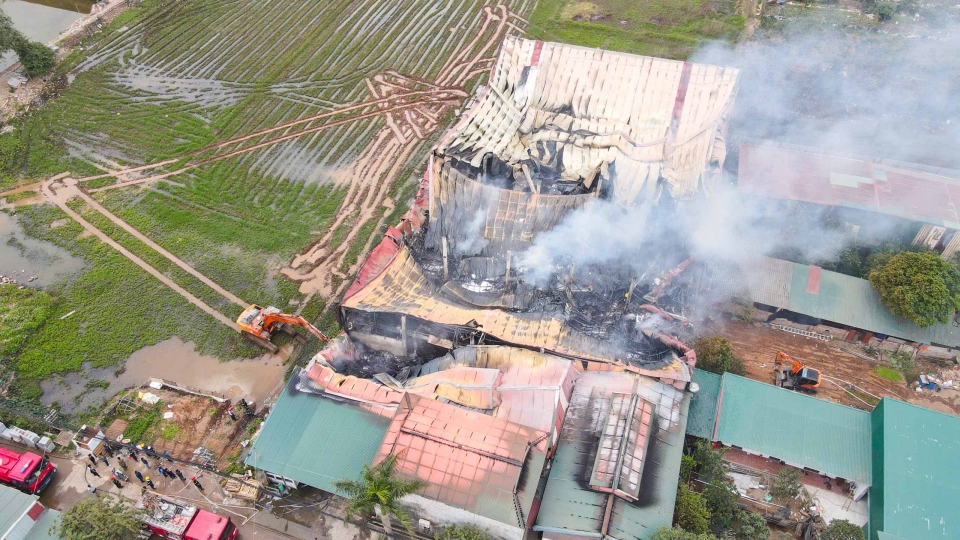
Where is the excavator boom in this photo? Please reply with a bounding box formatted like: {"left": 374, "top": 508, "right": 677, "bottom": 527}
{"left": 236, "top": 304, "right": 328, "bottom": 353}
{"left": 774, "top": 351, "right": 822, "bottom": 391}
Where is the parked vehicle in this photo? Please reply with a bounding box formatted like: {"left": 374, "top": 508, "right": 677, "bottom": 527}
{"left": 0, "top": 447, "right": 56, "bottom": 494}
{"left": 136, "top": 491, "right": 239, "bottom": 540}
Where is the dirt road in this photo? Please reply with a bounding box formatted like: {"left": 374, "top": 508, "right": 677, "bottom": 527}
{"left": 707, "top": 318, "right": 960, "bottom": 415}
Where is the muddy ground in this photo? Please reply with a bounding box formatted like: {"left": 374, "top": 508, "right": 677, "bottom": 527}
{"left": 705, "top": 318, "right": 960, "bottom": 415}
{"left": 110, "top": 387, "right": 258, "bottom": 466}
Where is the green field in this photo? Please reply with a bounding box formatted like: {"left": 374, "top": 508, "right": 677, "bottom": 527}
{"left": 528, "top": 0, "right": 746, "bottom": 59}
{"left": 0, "top": 0, "right": 537, "bottom": 413}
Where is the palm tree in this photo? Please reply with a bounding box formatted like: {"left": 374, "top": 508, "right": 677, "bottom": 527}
{"left": 333, "top": 454, "right": 426, "bottom": 535}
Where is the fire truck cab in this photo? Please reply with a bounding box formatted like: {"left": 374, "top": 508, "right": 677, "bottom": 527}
{"left": 0, "top": 447, "right": 56, "bottom": 494}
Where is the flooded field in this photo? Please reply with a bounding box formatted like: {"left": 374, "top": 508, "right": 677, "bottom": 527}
{"left": 0, "top": 0, "right": 95, "bottom": 70}
{"left": 0, "top": 209, "right": 85, "bottom": 287}
{"left": 40, "top": 337, "right": 288, "bottom": 412}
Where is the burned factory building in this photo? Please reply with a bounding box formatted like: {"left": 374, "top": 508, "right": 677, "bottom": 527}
{"left": 338, "top": 36, "right": 740, "bottom": 374}
{"left": 250, "top": 36, "right": 742, "bottom": 540}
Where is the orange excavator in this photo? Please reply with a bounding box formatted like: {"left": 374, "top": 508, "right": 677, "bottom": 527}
{"left": 236, "top": 304, "right": 328, "bottom": 354}
{"left": 775, "top": 351, "right": 822, "bottom": 392}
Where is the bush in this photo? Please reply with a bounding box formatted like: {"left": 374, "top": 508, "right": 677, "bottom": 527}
{"left": 869, "top": 252, "right": 960, "bottom": 327}
{"left": 693, "top": 440, "right": 727, "bottom": 484}
{"left": 735, "top": 510, "right": 769, "bottom": 540}
{"left": 821, "top": 520, "right": 867, "bottom": 540}
{"left": 675, "top": 484, "right": 710, "bottom": 534}
{"left": 681, "top": 455, "right": 697, "bottom": 481}
{"left": 771, "top": 468, "right": 802, "bottom": 500}
{"left": 434, "top": 524, "right": 493, "bottom": 540}
{"left": 694, "top": 337, "right": 745, "bottom": 376}
{"left": 703, "top": 481, "right": 740, "bottom": 529}
{"left": 875, "top": 1, "right": 896, "bottom": 20}
{"left": 13, "top": 41, "right": 56, "bottom": 77}
{"left": 651, "top": 526, "right": 718, "bottom": 540}
{"left": 52, "top": 496, "right": 143, "bottom": 540}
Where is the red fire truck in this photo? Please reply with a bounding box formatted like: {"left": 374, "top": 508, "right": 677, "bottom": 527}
{"left": 0, "top": 447, "right": 56, "bottom": 494}
{"left": 136, "top": 492, "right": 239, "bottom": 540}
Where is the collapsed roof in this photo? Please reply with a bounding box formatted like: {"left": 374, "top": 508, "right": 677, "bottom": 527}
{"left": 436, "top": 36, "right": 740, "bottom": 204}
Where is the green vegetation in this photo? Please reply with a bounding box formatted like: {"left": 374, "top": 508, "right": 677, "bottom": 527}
{"left": 887, "top": 349, "right": 918, "bottom": 384}
{"left": 0, "top": 12, "right": 56, "bottom": 77}
{"left": 124, "top": 403, "right": 162, "bottom": 443}
{"left": 528, "top": 0, "right": 745, "bottom": 60}
{"left": 821, "top": 520, "right": 867, "bottom": 540}
{"left": 434, "top": 524, "right": 494, "bottom": 540}
{"left": 652, "top": 527, "right": 717, "bottom": 540}
{"left": 0, "top": 283, "right": 55, "bottom": 357}
{"left": 160, "top": 423, "right": 181, "bottom": 439}
{"left": 824, "top": 242, "right": 924, "bottom": 280}
{"left": 53, "top": 496, "right": 144, "bottom": 540}
{"left": 874, "top": 366, "right": 903, "bottom": 382}
{"left": 869, "top": 251, "right": 960, "bottom": 327}
{"left": 334, "top": 454, "right": 427, "bottom": 534}
{"left": 734, "top": 510, "right": 769, "bottom": 540}
{"left": 693, "top": 337, "right": 745, "bottom": 376}
{"left": 703, "top": 480, "right": 739, "bottom": 529}
{"left": 1, "top": 190, "right": 38, "bottom": 204}
{"left": 675, "top": 484, "right": 710, "bottom": 534}
{"left": 771, "top": 468, "right": 802, "bottom": 500}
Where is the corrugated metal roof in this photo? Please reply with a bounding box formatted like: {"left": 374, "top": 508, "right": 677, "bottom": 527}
{"left": 534, "top": 371, "right": 689, "bottom": 540}
{"left": 738, "top": 140, "right": 960, "bottom": 228}
{"left": 437, "top": 36, "right": 739, "bottom": 204}
{"left": 732, "top": 255, "right": 960, "bottom": 347}
{"left": 686, "top": 369, "right": 721, "bottom": 439}
{"left": 0, "top": 486, "right": 37, "bottom": 535}
{"left": 375, "top": 394, "right": 548, "bottom": 527}
{"left": 870, "top": 399, "right": 960, "bottom": 540}
{"left": 23, "top": 508, "right": 61, "bottom": 540}
{"left": 245, "top": 375, "right": 391, "bottom": 493}
{"left": 786, "top": 262, "right": 960, "bottom": 347}
{"left": 715, "top": 374, "right": 872, "bottom": 485}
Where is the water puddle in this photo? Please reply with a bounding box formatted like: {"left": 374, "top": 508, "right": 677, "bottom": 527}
{"left": 41, "top": 337, "right": 288, "bottom": 412}
{"left": 0, "top": 208, "right": 86, "bottom": 287}
{"left": 1, "top": 0, "right": 95, "bottom": 70}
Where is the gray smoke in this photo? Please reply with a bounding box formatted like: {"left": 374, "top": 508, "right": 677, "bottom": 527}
{"left": 516, "top": 21, "right": 959, "bottom": 287}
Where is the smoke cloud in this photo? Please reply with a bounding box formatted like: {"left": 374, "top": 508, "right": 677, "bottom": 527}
{"left": 516, "top": 20, "right": 960, "bottom": 288}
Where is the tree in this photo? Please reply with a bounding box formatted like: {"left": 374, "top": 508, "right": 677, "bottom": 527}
{"left": 13, "top": 40, "right": 56, "bottom": 77}
{"left": 434, "top": 524, "right": 493, "bottom": 540}
{"left": 333, "top": 454, "right": 426, "bottom": 535}
{"left": 771, "top": 468, "right": 802, "bottom": 500}
{"left": 0, "top": 12, "right": 55, "bottom": 77}
{"left": 875, "top": 1, "right": 896, "bottom": 20}
{"left": 821, "top": 519, "right": 867, "bottom": 540}
{"left": 51, "top": 496, "right": 143, "bottom": 540}
{"left": 869, "top": 251, "right": 960, "bottom": 327}
{"left": 703, "top": 481, "right": 740, "bottom": 529}
{"left": 693, "top": 337, "right": 745, "bottom": 376}
{"left": 675, "top": 484, "right": 710, "bottom": 534}
{"left": 651, "top": 526, "right": 719, "bottom": 540}
{"left": 680, "top": 454, "right": 697, "bottom": 481}
{"left": 692, "top": 440, "right": 727, "bottom": 484}
{"left": 735, "top": 510, "right": 769, "bottom": 540}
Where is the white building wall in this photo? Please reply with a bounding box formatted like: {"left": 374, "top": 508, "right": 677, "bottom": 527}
{"left": 400, "top": 494, "right": 525, "bottom": 540}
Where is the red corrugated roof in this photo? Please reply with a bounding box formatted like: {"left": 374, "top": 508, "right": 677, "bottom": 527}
{"left": 807, "top": 266, "right": 822, "bottom": 294}
{"left": 738, "top": 142, "right": 960, "bottom": 227}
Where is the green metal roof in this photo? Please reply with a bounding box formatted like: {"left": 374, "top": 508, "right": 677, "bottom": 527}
{"left": 686, "top": 369, "right": 721, "bottom": 439}
{"left": 787, "top": 263, "right": 960, "bottom": 347}
{"left": 534, "top": 371, "right": 690, "bottom": 540}
{"left": 869, "top": 399, "right": 960, "bottom": 540}
{"left": 0, "top": 485, "right": 37, "bottom": 534}
{"left": 245, "top": 376, "right": 391, "bottom": 493}
{"left": 24, "top": 509, "right": 62, "bottom": 540}
{"left": 715, "top": 374, "right": 872, "bottom": 485}
{"left": 738, "top": 256, "right": 960, "bottom": 347}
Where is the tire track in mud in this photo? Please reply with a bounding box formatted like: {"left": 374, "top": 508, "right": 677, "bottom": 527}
{"left": 277, "top": 6, "right": 526, "bottom": 298}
